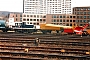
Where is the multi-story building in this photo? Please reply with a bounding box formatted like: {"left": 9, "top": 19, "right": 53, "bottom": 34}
{"left": 22, "top": 14, "right": 47, "bottom": 25}
{"left": 73, "top": 6, "right": 90, "bottom": 26}
{"left": 47, "top": 14, "right": 76, "bottom": 26}
{"left": 8, "top": 13, "right": 22, "bottom": 28}
{"left": 9, "top": 13, "right": 22, "bottom": 22}
{"left": 23, "top": 0, "right": 72, "bottom": 14}
{"left": 22, "top": 14, "right": 76, "bottom": 26}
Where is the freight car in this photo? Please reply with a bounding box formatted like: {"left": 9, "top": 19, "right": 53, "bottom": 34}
{"left": 40, "top": 24, "right": 73, "bottom": 34}
{"left": 0, "top": 20, "right": 12, "bottom": 32}
{"left": 13, "top": 23, "right": 37, "bottom": 33}
{"left": 0, "top": 20, "right": 90, "bottom": 35}
{"left": 13, "top": 23, "right": 75, "bottom": 34}
{"left": 13, "top": 23, "right": 64, "bottom": 34}
{"left": 0, "top": 20, "right": 74, "bottom": 34}
{"left": 11, "top": 22, "right": 90, "bottom": 35}
{"left": 0, "top": 20, "right": 38, "bottom": 33}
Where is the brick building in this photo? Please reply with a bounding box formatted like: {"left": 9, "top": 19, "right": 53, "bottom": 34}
{"left": 47, "top": 14, "right": 76, "bottom": 26}
{"left": 8, "top": 13, "right": 22, "bottom": 27}
{"left": 22, "top": 14, "right": 46, "bottom": 25}
{"left": 73, "top": 6, "right": 90, "bottom": 26}
{"left": 22, "top": 14, "right": 76, "bottom": 26}
{"left": 9, "top": 13, "right": 22, "bottom": 22}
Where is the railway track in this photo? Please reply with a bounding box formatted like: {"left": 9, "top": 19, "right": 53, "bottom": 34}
{"left": 0, "top": 32, "right": 90, "bottom": 60}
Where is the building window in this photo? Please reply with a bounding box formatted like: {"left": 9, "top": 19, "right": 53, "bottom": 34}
{"left": 77, "top": 16, "right": 79, "bottom": 18}
{"left": 57, "top": 19, "right": 59, "bottom": 22}
{"left": 43, "top": 16, "right": 46, "bottom": 18}
{"left": 30, "top": 19, "right": 32, "bottom": 21}
{"left": 67, "top": 20, "right": 69, "bottom": 22}
{"left": 83, "top": 20, "right": 87, "bottom": 22}
{"left": 16, "top": 18, "right": 18, "bottom": 21}
{"left": 77, "top": 12, "right": 81, "bottom": 14}
{"left": 34, "top": 15, "right": 36, "bottom": 17}
{"left": 34, "top": 19, "right": 36, "bottom": 21}
{"left": 34, "top": 23, "right": 36, "bottom": 25}
{"left": 88, "top": 8, "right": 90, "bottom": 10}
{"left": 84, "top": 16, "right": 86, "bottom": 19}
{"left": 80, "top": 20, "right": 82, "bottom": 22}
{"left": 70, "top": 16, "right": 72, "bottom": 18}
{"left": 20, "top": 18, "right": 22, "bottom": 22}
{"left": 52, "top": 20, "right": 54, "bottom": 22}
{"left": 89, "top": 16, "right": 90, "bottom": 18}
{"left": 87, "top": 20, "right": 89, "bottom": 22}
{"left": 77, "top": 12, "right": 79, "bottom": 14}
{"left": 80, "top": 16, "right": 83, "bottom": 19}
{"left": 40, "top": 15, "right": 42, "bottom": 18}
{"left": 70, "top": 24, "right": 72, "bottom": 26}
{"left": 54, "top": 19, "right": 56, "bottom": 22}
{"left": 88, "top": 12, "right": 90, "bottom": 14}
{"left": 60, "top": 20, "right": 62, "bottom": 22}
{"left": 87, "top": 16, "right": 89, "bottom": 18}
{"left": 63, "top": 16, "right": 66, "bottom": 18}
{"left": 27, "top": 15, "right": 29, "bottom": 17}
{"left": 60, "top": 16, "right": 62, "bottom": 18}
{"left": 77, "top": 8, "right": 80, "bottom": 10}
{"left": 73, "top": 16, "right": 75, "bottom": 18}
{"left": 80, "top": 12, "right": 83, "bottom": 14}
{"left": 43, "top": 19, "right": 46, "bottom": 22}
{"left": 23, "top": 19, "right": 26, "bottom": 21}
{"left": 16, "top": 14, "right": 17, "bottom": 17}
{"left": 83, "top": 8, "right": 86, "bottom": 10}
{"left": 67, "top": 16, "right": 69, "bottom": 18}
{"left": 30, "top": 23, "right": 32, "bottom": 24}
{"left": 87, "top": 20, "right": 90, "bottom": 22}
{"left": 66, "top": 24, "right": 69, "bottom": 26}
{"left": 24, "top": 15, "right": 26, "bottom": 17}
{"left": 57, "top": 16, "right": 59, "bottom": 18}
{"left": 37, "top": 15, "right": 39, "bottom": 18}
{"left": 70, "top": 20, "right": 72, "bottom": 22}
{"left": 20, "top": 14, "right": 22, "bottom": 17}
{"left": 37, "top": 23, "right": 39, "bottom": 25}
{"left": 80, "top": 24, "right": 83, "bottom": 26}
{"left": 37, "top": 19, "right": 39, "bottom": 21}
{"left": 27, "top": 19, "right": 29, "bottom": 21}
{"left": 53, "top": 15, "right": 56, "bottom": 18}
{"left": 27, "top": 22, "right": 29, "bottom": 24}
{"left": 76, "top": 20, "right": 79, "bottom": 22}
{"left": 30, "top": 15, "right": 33, "bottom": 17}
{"left": 40, "top": 19, "right": 42, "bottom": 21}
{"left": 84, "top": 12, "right": 86, "bottom": 15}
{"left": 73, "top": 20, "right": 75, "bottom": 22}
{"left": 63, "top": 20, "right": 65, "bottom": 22}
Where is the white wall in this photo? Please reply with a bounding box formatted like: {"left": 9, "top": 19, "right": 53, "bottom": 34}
{"left": 8, "top": 18, "right": 15, "bottom": 28}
